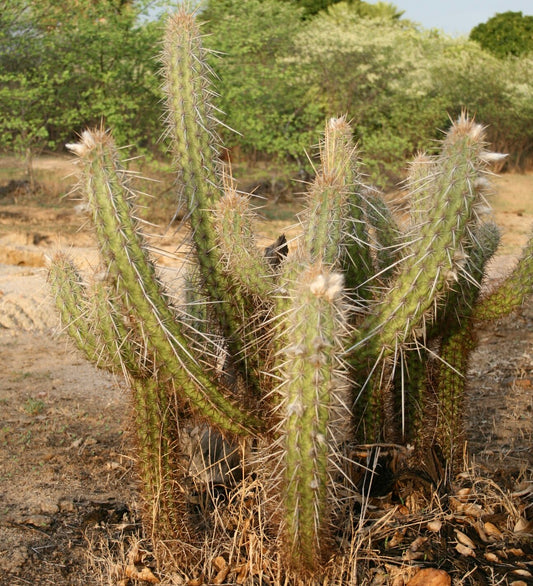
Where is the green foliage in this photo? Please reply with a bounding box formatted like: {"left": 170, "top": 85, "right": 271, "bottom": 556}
{"left": 201, "top": 0, "right": 321, "bottom": 162}
{"left": 430, "top": 39, "right": 533, "bottom": 170}
{"left": 0, "top": 0, "right": 162, "bottom": 166}
{"left": 279, "top": 0, "right": 404, "bottom": 19}
{"left": 289, "top": 3, "right": 447, "bottom": 184}
{"left": 470, "top": 11, "right": 533, "bottom": 58}
{"left": 50, "top": 10, "right": 533, "bottom": 576}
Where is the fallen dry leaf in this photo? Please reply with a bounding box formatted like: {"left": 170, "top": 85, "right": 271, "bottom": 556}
{"left": 484, "top": 552, "right": 499, "bottom": 563}
{"left": 512, "top": 569, "right": 533, "bottom": 578}
{"left": 235, "top": 564, "right": 248, "bottom": 584}
{"left": 455, "top": 529, "right": 476, "bottom": 549}
{"left": 455, "top": 543, "right": 475, "bottom": 557}
{"left": 212, "top": 556, "right": 227, "bottom": 572}
{"left": 514, "top": 518, "right": 533, "bottom": 533}
{"left": 387, "top": 528, "right": 406, "bottom": 549}
{"left": 456, "top": 487, "right": 472, "bottom": 502}
{"left": 427, "top": 519, "right": 442, "bottom": 533}
{"left": 475, "top": 522, "right": 489, "bottom": 542}
{"left": 506, "top": 548, "right": 525, "bottom": 556}
{"left": 461, "top": 502, "right": 484, "bottom": 517}
{"left": 406, "top": 568, "right": 451, "bottom": 586}
{"left": 484, "top": 521, "right": 503, "bottom": 539}
{"left": 212, "top": 566, "right": 230, "bottom": 584}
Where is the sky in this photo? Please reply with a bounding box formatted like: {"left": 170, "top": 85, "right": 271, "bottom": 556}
{"left": 386, "top": 0, "right": 532, "bottom": 36}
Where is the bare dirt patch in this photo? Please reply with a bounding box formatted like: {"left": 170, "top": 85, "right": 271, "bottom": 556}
{"left": 0, "top": 160, "right": 531, "bottom": 584}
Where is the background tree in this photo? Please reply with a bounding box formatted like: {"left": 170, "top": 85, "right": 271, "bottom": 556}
{"left": 279, "top": 0, "right": 404, "bottom": 19}
{"left": 470, "top": 11, "right": 533, "bottom": 58}
{"left": 0, "top": 0, "right": 162, "bottom": 184}
{"left": 201, "top": 0, "right": 321, "bottom": 164}
{"left": 288, "top": 2, "right": 447, "bottom": 184}
{"left": 430, "top": 38, "right": 533, "bottom": 170}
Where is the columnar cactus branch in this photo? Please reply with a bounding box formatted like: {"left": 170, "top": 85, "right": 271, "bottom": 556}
{"left": 48, "top": 254, "right": 103, "bottom": 366}
{"left": 276, "top": 264, "right": 349, "bottom": 569}
{"left": 351, "top": 117, "right": 492, "bottom": 362}
{"left": 304, "top": 117, "right": 354, "bottom": 265}
{"left": 473, "top": 229, "right": 533, "bottom": 320}
{"left": 67, "top": 130, "right": 263, "bottom": 436}
{"left": 215, "top": 188, "right": 274, "bottom": 301}
{"left": 366, "top": 195, "right": 402, "bottom": 281}
{"left": 162, "top": 11, "right": 254, "bottom": 387}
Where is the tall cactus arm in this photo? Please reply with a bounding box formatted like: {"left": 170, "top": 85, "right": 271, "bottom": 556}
{"left": 366, "top": 194, "right": 402, "bottom": 282}
{"left": 276, "top": 264, "right": 350, "bottom": 569}
{"left": 49, "top": 254, "right": 181, "bottom": 529}
{"left": 162, "top": 11, "right": 252, "bottom": 377}
{"left": 350, "top": 116, "right": 497, "bottom": 363}
{"left": 425, "top": 222, "right": 501, "bottom": 457}
{"left": 302, "top": 117, "right": 373, "bottom": 298}
{"left": 473, "top": 228, "right": 533, "bottom": 320}
{"left": 303, "top": 117, "right": 354, "bottom": 265}
{"left": 215, "top": 188, "right": 275, "bottom": 302}
{"left": 67, "top": 130, "right": 263, "bottom": 436}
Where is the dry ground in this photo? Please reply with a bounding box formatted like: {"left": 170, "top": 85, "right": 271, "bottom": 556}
{"left": 0, "top": 157, "right": 531, "bottom": 585}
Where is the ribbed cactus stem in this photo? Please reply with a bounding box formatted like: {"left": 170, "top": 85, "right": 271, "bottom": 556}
{"left": 48, "top": 253, "right": 102, "bottom": 366}
{"left": 366, "top": 194, "right": 401, "bottom": 281}
{"left": 351, "top": 116, "right": 492, "bottom": 362}
{"left": 474, "top": 229, "right": 533, "bottom": 320}
{"left": 428, "top": 222, "right": 500, "bottom": 457}
{"left": 406, "top": 152, "right": 435, "bottom": 226}
{"left": 67, "top": 130, "right": 263, "bottom": 435}
{"left": 49, "top": 254, "right": 181, "bottom": 533}
{"left": 304, "top": 117, "right": 354, "bottom": 265}
{"left": 215, "top": 188, "right": 274, "bottom": 301}
{"left": 162, "top": 11, "right": 252, "bottom": 382}
{"left": 278, "top": 264, "right": 349, "bottom": 569}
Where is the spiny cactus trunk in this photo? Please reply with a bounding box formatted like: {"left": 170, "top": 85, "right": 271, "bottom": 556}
{"left": 50, "top": 7, "right": 533, "bottom": 576}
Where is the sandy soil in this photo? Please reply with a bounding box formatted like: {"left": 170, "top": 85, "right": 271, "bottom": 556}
{"left": 0, "top": 160, "right": 531, "bottom": 585}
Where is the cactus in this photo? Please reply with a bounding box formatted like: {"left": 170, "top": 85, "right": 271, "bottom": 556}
{"left": 50, "top": 8, "right": 533, "bottom": 576}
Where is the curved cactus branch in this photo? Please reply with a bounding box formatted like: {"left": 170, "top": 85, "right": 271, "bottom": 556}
{"left": 67, "top": 130, "right": 263, "bottom": 436}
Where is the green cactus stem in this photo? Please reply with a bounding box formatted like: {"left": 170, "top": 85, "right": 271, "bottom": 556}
{"left": 366, "top": 194, "right": 402, "bottom": 282}
{"left": 66, "top": 129, "right": 263, "bottom": 436}
{"left": 48, "top": 254, "right": 102, "bottom": 366}
{"left": 276, "top": 263, "right": 349, "bottom": 569}
{"left": 162, "top": 12, "right": 258, "bottom": 391}
{"left": 473, "top": 228, "right": 533, "bottom": 320}
{"left": 349, "top": 117, "right": 497, "bottom": 438}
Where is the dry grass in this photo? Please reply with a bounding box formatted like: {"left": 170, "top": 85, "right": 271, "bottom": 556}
{"left": 83, "top": 452, "right": 532, "bottom": 585}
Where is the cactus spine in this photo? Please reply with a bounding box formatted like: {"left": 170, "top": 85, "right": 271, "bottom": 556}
{"left": 50, "top": 8, "right": 533, "bottom": 575}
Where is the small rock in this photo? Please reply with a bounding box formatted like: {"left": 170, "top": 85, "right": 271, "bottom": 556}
{"left": 23, "top": 514, "right": 51, "bottom": 528}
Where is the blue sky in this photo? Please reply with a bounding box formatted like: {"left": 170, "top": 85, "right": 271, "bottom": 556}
{"left": 387, "top": 0, "right": 532, "bottom": 36}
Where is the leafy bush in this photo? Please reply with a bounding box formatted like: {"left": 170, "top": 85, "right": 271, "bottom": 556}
{"left": 470, "top": 11, "right": 533, "bottom": 58}
{"left": 430, "top": 39, "right": 533, "bottom": 170}
{"left": 201, "top": 0, "right": 322, "bottom": 163}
